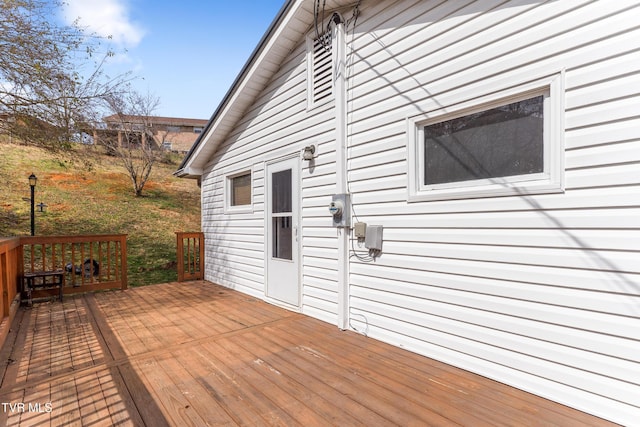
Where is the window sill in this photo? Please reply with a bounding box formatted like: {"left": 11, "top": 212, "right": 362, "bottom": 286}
{"left": 223, "top": 205, "right": 253, "bottom": 215}
{"left": 408, "top": 177, "right": 564, "bottom": 202}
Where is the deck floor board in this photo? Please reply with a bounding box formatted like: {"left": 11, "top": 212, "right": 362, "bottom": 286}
{"left": 0, "top": 281, "right": 619, "bottom": 426}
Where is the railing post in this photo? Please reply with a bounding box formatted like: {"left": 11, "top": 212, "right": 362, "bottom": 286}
{"left": 1, "top": 252, "right": 8, "bottom": 320}
{"left": 0, "top": 237, "right": 23, "bottom": 350}
{"left": 176, "top": 232, "right": 185, "bottom": 282}
{"left": 176, "top": 232, "right": 204, "bottom": 282}
{"left": 198, "top": 234, "right": 205, "bottom": 280}
{"left": 120, "top": 235, "right": 128, "bottom": 290}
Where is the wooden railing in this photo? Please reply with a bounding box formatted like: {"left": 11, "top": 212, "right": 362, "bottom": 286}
{"left": 19, "top": 234, "right": 128, "bottom": 299}
{"left": 0, "top": 237, "right": 22, "bottom": 349}
{"left": 176, "top": 232, "right": 204, "bottom": 282}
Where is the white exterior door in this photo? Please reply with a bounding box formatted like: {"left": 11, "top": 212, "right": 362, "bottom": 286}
{"left": 266, "top": 156, "right": 299, "bottom": 307}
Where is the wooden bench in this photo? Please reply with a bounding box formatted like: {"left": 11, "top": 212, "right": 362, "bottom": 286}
{"left": 23, "top": 270, "right": 64, "bottom": 305}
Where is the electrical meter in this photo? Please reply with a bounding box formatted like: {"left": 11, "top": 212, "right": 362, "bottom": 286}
{"left": 329, "top": 200, "right": 343, "bottom": 216}
{"left": 330, "top": 194, "right": 350, "bottom": 228}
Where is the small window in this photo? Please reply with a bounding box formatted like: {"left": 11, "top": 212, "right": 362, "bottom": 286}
{"left": 193, "top": 127, "right": 203, "bottom": 134}
{"left": 225, "top": 170, "right": 253, "bottom": 213}
{"left": 407, "top": 74, "right": 564, "bottom": 201}
{"left": 166, "top": 126, "right": 181, "bottom": 133}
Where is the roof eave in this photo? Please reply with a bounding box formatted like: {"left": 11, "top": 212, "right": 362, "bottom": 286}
{"left": 173, "top": 166, "right": 203, "bottom": 179}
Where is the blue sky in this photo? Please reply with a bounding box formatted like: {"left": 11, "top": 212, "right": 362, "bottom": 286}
{"left": 60, "top": 0, "right": 285, "bottom": 119}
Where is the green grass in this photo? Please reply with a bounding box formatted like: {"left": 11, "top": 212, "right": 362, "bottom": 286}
{"left": 0, "top": 141, "right": 201, "bottom": 286}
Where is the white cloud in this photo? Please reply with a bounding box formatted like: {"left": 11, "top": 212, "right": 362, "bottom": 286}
{"left": 62, "top": 0, "right": 145, "bottom": 47}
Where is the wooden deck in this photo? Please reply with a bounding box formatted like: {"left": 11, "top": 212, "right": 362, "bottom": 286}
{"left": 0, "top": 281, "right": 618, "bottom": 426}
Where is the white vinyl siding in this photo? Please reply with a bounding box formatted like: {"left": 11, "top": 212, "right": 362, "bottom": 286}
{"left": 344, "top": 1, "right": 640, "bottom": 425}
{"left": 201, "top": 36, "right": 340, "bottom": 322}
{"left": 197, "top": 1, "right": 640, "bottom": 425}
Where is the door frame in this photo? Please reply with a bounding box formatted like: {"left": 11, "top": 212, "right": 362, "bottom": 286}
{"left": 264, "top": 153, "right": 301, "bottom": 309}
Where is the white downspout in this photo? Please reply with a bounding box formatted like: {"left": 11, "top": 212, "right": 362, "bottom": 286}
{"left": 333, "top": 14, "right": 349, "bottom": 330}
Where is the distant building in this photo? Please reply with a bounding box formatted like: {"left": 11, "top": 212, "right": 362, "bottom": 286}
{"left": 100, "top": 115, "right": 208, "bottom": 153}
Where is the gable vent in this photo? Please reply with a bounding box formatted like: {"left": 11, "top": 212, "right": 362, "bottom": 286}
{"left": 310, "top": 31, "right": 333, "bottom": 105}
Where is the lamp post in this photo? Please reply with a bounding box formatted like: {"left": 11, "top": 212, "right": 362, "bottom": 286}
{"left": 29, "top": 173, "right": 37, "bottom": 236}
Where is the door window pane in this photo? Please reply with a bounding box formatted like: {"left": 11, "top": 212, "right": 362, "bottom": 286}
{"left": 272, "top": 217, "right": 292, "bottom": 260}
{"left": 272, "top": 169, "right": 292, "bottom": 213}
{"left": 424, "top": 96, "right": 544, "bottom": 185}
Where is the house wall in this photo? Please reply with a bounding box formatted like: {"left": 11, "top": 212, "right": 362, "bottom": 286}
{"left": 199, "top": 0, "right": 639, "bottom": 424}
{"left": 201, "top": 38, "right": 343, "bottom": 324}
{"left": 343, "top": 0, "right": 640, "bottom": 424}
{"left": 156, "top": 128, "right": 201, "bottom": 153}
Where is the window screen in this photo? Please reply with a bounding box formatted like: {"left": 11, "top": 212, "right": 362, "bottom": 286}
{"left": 271, "top": 169, "right": 292, "bottom": 260}
{"left": 271, "top": 169, "right": 292, "bottom": 213}
{"left": 272, "top": 217, "right": 292, "bottom": 260}
{"left": 424, "top": 96, "right": 544, "bottom": 185}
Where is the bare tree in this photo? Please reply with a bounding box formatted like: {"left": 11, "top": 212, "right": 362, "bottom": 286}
{"left": 0, "top": 0, "right": 130, "bottom": 149}
{"left": 102, "top": 90, "right": 161, "bottom": 197}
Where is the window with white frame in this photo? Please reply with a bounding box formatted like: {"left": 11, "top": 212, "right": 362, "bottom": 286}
{"left": 407, "top": 74, "right": 564, "bottom": 201}
{"left": 225, "top": 170, "right": 252, "bottom": 213}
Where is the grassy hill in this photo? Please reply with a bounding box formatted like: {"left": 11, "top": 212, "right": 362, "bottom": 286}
{"left": 0, "top": 141, "right": 201, "bottom": 286}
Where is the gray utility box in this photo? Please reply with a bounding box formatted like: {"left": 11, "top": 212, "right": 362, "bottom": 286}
{"left": 365, "top": 225, "right": 383, "bottom": 251}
